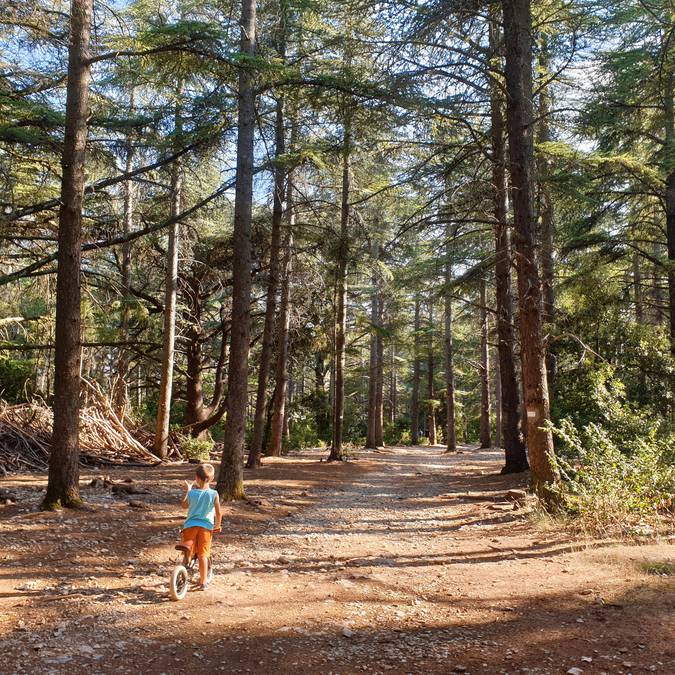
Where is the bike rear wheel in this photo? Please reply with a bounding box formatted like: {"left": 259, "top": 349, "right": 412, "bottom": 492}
{"left": 169, "top": 564, "right": 189, "bottom": 601}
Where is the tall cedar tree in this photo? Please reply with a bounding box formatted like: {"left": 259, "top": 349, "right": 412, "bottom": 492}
{"left": 43, "top": 0, "right": 94, "bottom": 509}
{"left": 217, "top": 0, "right": 257, "bottom": 500}
{"left": 501, "top": 0, "right": 558, "bottom": 489}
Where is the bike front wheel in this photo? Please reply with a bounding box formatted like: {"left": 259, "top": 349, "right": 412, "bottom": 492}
{"left": 169, "top": 564, "right": 189, "bottom": 601}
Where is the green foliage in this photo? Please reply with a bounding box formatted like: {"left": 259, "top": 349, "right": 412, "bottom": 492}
{"left": 0, "top": 356, "right": 33, "bottom": 403}
{"left": 384, "top": 421, "right": 412, "bottom": 446}
{"left": 549, "top": 372, "right": 674, "bottom": 535}
{"left": 181, "top": 436, "right": 214, "bottom": 462}
{"left": 286, "top": 418, "right": 323, "bottom": 451}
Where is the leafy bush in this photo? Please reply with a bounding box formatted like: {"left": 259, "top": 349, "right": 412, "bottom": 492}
{"left": 286, "top": 418, "right": 321, "bottom": 451}
{"left": 0, "top": 356, "right": 33, "bottom": 403}
{"left": 384, "top": 421, "right": 412, "bottom": 446}
{"left": 181, "top": 436, "right": 214, "bottom": 462}
{"left": 548, "top": 371, "right": 674, "bottom": 535}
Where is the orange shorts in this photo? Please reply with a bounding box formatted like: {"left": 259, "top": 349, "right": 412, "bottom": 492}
{"left": 180, "top": 526, "right": 213, "bottom": 558}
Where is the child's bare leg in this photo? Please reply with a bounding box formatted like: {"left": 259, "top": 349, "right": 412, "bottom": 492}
{"left": 198, "top": 553, "right": 209, "bottom": 585}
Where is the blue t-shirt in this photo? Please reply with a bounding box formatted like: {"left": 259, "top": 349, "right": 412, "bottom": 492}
{"left": 184, "top": 487, "right": 218, "bottom": 530}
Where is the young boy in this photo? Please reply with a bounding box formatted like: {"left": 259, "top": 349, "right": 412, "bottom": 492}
{"left": 180, "top": 462, "right": 222, "bottom": 590}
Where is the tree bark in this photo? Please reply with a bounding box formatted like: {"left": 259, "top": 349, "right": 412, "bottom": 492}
{"left": 501, "top": 0, "right": 558, "bottom": 490}
{"left": 43, "top": 0, "right": 94, "bottom": 510}
{"left": 247, "top": 93, "right": 285, "bottom": 468}
{"left": 495, "top": 354, "right": 502, "bottom": 449}
{"left": 269, "top": 169, "right": 294, "bottom": 458}
{"left": 427, "top": 297, "right": 436, "bottom": 445}
{"left": 366, "top": 242, "right": 380, "bottom": 448}
{"left": 479, "top": 277, "right": 492, "bottom": 449}
{"left": 113, "top": 130, "right": 134, "bottom": 419}
{"left": 328, "top": 115, "right": 351, "bottom": 461}
{"left": 153, "top": 117, "right": 182, "bottom": 459}
{"left": 444, "top": 247, "right": 457, "bottom": 453}
{"left": 633, "top": 250, "right": 644, "bottom": 323}
{"left": 390, "top": 345, "right": 397, "bottom": 424}
{"left": 537, "top": 36, "right": 556, "bottom": 324}
{"left": 663, "top": 69, "right": 675, "bottom": 357}
{"left": 217, "top": 0, "right": 257, "bottom": 500}
{"left": 490, "top": 6, "right": 527, "bottom": 472}
{"left": 411, "top": 293, "right": 421, "bottom": 445}
{"left": 374, "top": 295, "right": 385, "bottom": 446}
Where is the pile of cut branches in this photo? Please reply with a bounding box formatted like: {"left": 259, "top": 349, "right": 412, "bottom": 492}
{"left": 0, "top": 395, "right": 159, "bottom": 474}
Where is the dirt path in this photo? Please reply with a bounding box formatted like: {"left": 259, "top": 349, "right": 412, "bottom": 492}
{"left": 1, "top": 446, "right": 673, "bottom": 674}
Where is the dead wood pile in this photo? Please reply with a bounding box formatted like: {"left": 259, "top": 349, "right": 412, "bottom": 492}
{"left": 0, "top": 391, "right": 159, "bottom": 474}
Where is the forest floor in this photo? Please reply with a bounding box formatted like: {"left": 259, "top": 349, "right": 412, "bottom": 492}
{"left": 0, "top": 445, "right": 673, "bottom": 675}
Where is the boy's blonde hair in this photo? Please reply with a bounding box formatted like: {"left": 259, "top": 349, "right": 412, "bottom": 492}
{"left": 196, "top": 463, "right": 215, "bottom": 482}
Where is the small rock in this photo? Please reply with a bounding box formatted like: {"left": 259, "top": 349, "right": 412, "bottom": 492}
{"left": 581, "top": 656, "right": 592, "bottom": 663}
{"left": 567, "top": 669, "right": 583, "bottom": 675}
{"left": 452, "top": 667, "right": 467, "bottom": 673}
{"left": 341, "top": 626, "right": 354, "bottom": 638}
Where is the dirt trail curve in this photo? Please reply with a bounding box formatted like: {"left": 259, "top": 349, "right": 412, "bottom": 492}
{"left": 0, "top": 445, "right": 673, "bottom": 675}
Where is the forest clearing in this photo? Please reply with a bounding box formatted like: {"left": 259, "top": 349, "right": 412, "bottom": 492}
{"left": 1, "top": 446, "right": 673, "bottom": 675}
{"left": 1, "top": 0, "right": 675, "bottom": 673}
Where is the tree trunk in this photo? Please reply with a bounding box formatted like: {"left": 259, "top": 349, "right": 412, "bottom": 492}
{"left": 495, "top": 355, "right": 502, "bottom": 449}
{"left": 43, "top": 0, "right": 94, "bottom": 510}
{"left": 479, "top": 277, "right": 492, "bottom": 449}
{"left": 217, "top": 0, "right": 257, "bottom": 500}
{"left": 444, "top": 235, "right": 457, "bottom": 453}
{"left": 490, "top": 7, "right": 527, "bottom": 472}
{"left": 501, "top": 0, "right": 558, "bottom": 490}
{"left": 633, "top": 250, "right": 644, "bottom": 323}
{"left": 269, "top": 172, "right": 294, "bottom": 457}
{"left": 390, "top": 345, "right": 397, "bottom": 423}
{"left": 427, "top": 297, "right": 436, "bottom": 445}
{"left": 328, "top": 116, "right": 351, "bottom": 461}
{"left": 113, "top": 131, "right": 134, "bottom": 419}
{"left": 663, "top": 70, "right": 675, "bottom": 357}
{"left": 411, "top": 294, "right": 421, "bottom": 445}
{"left": 247, "top": 93, "right": 285, "bottom": 468}
{"left": 153, "top": 123, "right": 182, "bottom": 459}
{"left": 537, "top": 37, "right": 556, "bottom": 324}
{"left": 374, "top": 296, "right": 385, "bottom": 446}
{"left": 366, "top": 242, "right": 380, "bottom": 448}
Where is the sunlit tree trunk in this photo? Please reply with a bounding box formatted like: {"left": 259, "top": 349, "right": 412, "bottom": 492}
{"left": 217, "top": 0, "right": 257, "bottom": 500}
{"left": 374, "top": 296, "right": 385, "bottom": 447}
{"left": 248, "top": 92, "right": 285, "bottom": 468}
{"left": 663, "top": 69, "right": 675, "bottom": 357}
{"left": 269, "top": 176, "right": 294, "bottom": 458}
{"left": 329, "top": 114, "right": 351, "bottom": 461}
{"left": 427, "top": 297, "right": 436, "bottom": 445}
{"left": 490, "top": 7, "right": 527, "bottom": 472}
{"left": 114, "top": 126, "right": 134, "bottom": 419}
{"left": 153, "top": 115, "right": 182, "bottom": 459}
{"left": 411, "top": 293, "right": 421, "bottom": 445}
{"left": 43, "top": 0, "right": 94, "bottom": 509}
{"left": 495, "top": 355, "right": 502, "bottom": 449}
{"left": 366, "top": 242, "right": 381, "bottom": 448}
{"left": 479, "top": 277, "right": 491, "bottom": 449}
{"left": 390, "top": 345, "right": 397, "bottom": 424}
{"left": 444, "top": 230, "right": 456, "bottom": 452}
{"left": 501, "top": 0, "right": 558, "bottom": 490}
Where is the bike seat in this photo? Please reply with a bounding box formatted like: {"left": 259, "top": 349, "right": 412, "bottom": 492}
{"left": 175, "top": 543, "right": 192, "bottom": 553}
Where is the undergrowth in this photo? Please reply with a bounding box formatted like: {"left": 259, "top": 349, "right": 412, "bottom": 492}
{"left": 546, "top": 368, "right": 674, "bottom": 537}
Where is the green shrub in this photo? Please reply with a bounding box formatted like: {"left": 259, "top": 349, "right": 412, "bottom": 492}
{"left": 384, "top": 421, "right": 412, "bottom": 446}
{"left": 0, "top": 356, "right": 33, "bottom": 403}
{"left": 181, "top": 436, "right": 214, "bottom": 462}
{"left": 286, "top": 418, "right": 320, "bottom": 451}
{"left": 548, "top": 371, "right": 674, "bottom": 535}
